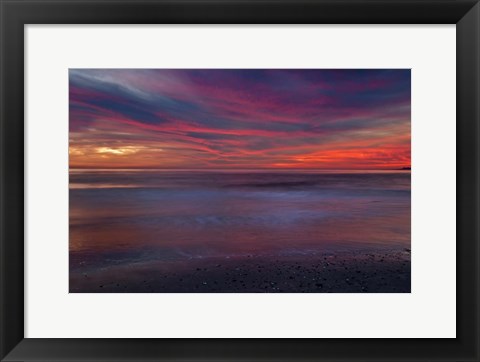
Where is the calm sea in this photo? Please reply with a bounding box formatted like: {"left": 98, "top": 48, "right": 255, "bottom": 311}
{"left": 69, "top": 170, "right": 411, "bottom": 271}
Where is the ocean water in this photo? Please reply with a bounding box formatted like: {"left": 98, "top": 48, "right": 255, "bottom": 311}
{"left": 69, "top": 170, "right": 410, "bottom": 271}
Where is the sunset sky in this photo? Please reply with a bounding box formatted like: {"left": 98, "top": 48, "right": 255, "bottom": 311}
{"left": 69, "top": 69, "right": 410, "bottom": 170}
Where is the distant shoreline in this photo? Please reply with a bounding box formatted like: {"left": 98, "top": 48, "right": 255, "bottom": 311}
{"left": 69, "top": 168, "right": 412, "bottom": 174}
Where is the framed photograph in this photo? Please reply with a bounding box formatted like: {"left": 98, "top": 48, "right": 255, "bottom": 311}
{"left": 1, "top": 0, "right": 478, "bottom": 361}
{"left": 68, "top": 68, "right": 412, "bottom": 294}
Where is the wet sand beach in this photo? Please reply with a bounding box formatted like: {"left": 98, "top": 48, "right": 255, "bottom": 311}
{"left": 70, "top": 249, "right": 410, "bottom": 293}
{"left": 69, "top": 170, "right": 411, "bottom": 293}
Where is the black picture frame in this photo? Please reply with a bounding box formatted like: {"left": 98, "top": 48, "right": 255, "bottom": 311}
{"left": 1, "top": 0, "right": 479, "bottom": 361}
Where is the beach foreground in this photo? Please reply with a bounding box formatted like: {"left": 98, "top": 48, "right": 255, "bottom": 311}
{"left": 70, "top": 249, "right": 410, "bottom": 293}
{"left": 70, "top": 170, "right": 410, "bottom": 293}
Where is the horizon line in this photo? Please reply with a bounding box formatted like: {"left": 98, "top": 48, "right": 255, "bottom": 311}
{"left": 69, "top": 167, "right": 411, "bottom": 171}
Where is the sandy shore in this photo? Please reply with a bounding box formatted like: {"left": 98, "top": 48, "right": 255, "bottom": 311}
{"left": 70, "top": 248, "right": 410, "bottom": 293}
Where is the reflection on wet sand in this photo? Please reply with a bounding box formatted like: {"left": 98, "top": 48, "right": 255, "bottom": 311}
{"left": 69, "top": 170, "right": 411, "bottom": 293}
